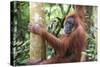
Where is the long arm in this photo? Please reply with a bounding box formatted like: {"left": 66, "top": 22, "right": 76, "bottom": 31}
{"left": 42, "top": 31, "right": 63, "bottom": 50}
{"left": 28, "top": 23, "right": 63, "bottom": 50}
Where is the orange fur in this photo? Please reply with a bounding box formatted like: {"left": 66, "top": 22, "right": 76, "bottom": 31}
{"left": 28, "top": 5, "right": 86, "bottom": 64}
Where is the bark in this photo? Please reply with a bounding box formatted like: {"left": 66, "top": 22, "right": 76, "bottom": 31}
{"left": 29, "top": 2, "right": 46, "bottom": 61}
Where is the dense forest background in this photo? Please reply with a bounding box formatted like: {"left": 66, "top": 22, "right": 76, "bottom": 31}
{"left": 11, "top": 1, "right": 97, "bottom": 65}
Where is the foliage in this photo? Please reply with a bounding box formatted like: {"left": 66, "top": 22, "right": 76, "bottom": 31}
{"left": 45, "top": 4, "right": 72, "bottom": 57}
{"left": 85, "top": 6, "right": 97, "bottom": 61}
{"left": 11, "top": 1, "right": 29, "bottom": 65}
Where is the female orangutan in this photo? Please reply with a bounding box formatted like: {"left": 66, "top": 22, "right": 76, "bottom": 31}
{"left": 28, "top": 5, "right": 86, "bottom": 64}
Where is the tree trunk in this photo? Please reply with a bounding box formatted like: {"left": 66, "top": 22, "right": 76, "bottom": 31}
{"left": 29, "top": 2, "right": 46, "bottom": 62}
